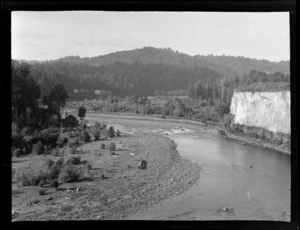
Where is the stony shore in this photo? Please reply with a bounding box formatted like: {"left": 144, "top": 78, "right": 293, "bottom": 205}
{"left": 12, "top": 132, "right": 201, "bottom": 221}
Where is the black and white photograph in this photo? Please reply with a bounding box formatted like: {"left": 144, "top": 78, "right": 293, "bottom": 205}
{"left": 10, "top": 9, "right": 292, "bottom": 222}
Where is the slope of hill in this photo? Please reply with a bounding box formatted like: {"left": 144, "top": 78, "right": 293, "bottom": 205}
{"left": 15, "top": 47, "right": 290, "bottom": 100}
{"left": 52, "top": 47, "right": 289, "bottom": 79}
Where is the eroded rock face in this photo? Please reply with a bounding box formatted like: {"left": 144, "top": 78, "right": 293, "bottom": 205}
{"left": 230, "top": 91, "right": 290, "bottom": 134}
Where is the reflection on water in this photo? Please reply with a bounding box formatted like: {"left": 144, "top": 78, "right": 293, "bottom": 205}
{"left": 87, "top": 115, "right": 290, "bottom": 221}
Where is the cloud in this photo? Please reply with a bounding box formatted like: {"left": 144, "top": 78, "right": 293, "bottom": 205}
{"left": 15, "top": 30, "right": 53, "bottom": 40}
{"left": 89, "top": 35, "right": 145, "bottom": 48}
{"left": 69, "top": 40, "right": 84, "bottom": 46}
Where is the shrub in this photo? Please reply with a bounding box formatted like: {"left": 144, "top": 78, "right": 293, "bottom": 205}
{"left": 56, "top": 157, "right": 64, "bottom": 168}
{"left": 58, "top": 164, "right": 82, "bottom": 183}
{"left": 101, "top": 123, "right": 107, "bottom": 130}
{"left": 45, "top": 164, "right": 61, "bottom": 180}
{"left": 108, "top": 142, "right": 116, "bottom": 151}
{"left": 39, "top": 189, "right": 46, "bottom": 196}
{"left": 63, "top": 115, "right": 79, "bottom": 127}
{"left": 81, "top": 130, "right": 91, "bottom": 143}
{"left": 108, "top": 126, "right": 115, "bottom": 138}
{"left": 32, "top": 141, "right": 45, "bottom": 155}
{"left": 100, "top": 144, "right": 105, "bottom": 149}
{"left": 50, "top": 179, "right": 59, "bottom": 188}
{"left": 93, "top": 130, "right": 101, "bottom": 141}
{"left": 115, "top": 130, "right": 120, "bottom": 137}
{"left": 66, "top": 156, "right": 81, "bottom": 165}
{"left": 40, "top": 128, "right": 59, "bottom": 148}
{"left": 57, "top": 136, "right": 68, "bottom": 148}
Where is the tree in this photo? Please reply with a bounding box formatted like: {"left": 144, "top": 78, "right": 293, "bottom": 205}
{"left": 78, "top": 106, "right": 86, "bottom": 121}
{"left": 46, "top": 84, "right": 69, "bottom": 114}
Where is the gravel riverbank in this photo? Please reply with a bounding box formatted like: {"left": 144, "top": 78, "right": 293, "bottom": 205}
{"left": 12, "top": 132, "right": 201, "bottom": 221}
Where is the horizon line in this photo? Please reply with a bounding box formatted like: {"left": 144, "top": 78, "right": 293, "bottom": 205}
{"left": 12, "top": 46, "right": 290, "bottom": 63}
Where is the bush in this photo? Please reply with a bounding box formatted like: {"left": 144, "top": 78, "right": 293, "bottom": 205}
{"left": 101, "top": 123, "right": 107, "bottom": 130}
{"left": 59, "top": 164, "right": 82, "bottom": 183}
{"left": 39, "top": 189, "right": 46, "bottom": 196}
{"left": 66, "top": 156, "right": 81, "bottom": 165}
{"left": 57, "top": 136, "right": 68, "bottom": 148}
{"left": 100, "top": 144, "right": 105, "bottom": 149}
{"left": 40, "top": 128, "right": 59, "bottom": 148}
{"left": 50, "top": 179, "right": 59, "bottom": 188}
{"left": 32, "top": 141, "right": 45, "bottom": 155}
{"left": 108, "top": 126, "right": 115, "bottom": 138}
{"left": 108, "top": 142, "right": 116, "bottom": 151}
{"left": 115, "top": 130, "right": 120, "bottom": 137}
{"left": 93, "top": 130, "right": 101, "bottom": 141}
{"left": 81, "top": 130, "right": 91, "bottom": 143}
{"left": 63, "top": 115, "right": 79, "bottom": 127}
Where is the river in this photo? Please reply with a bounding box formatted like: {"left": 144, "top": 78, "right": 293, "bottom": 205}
{"left": 86, "top": 113, "right": 291, "bottom": 221}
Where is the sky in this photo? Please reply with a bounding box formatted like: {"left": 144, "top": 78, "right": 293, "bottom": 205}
{"left": 11, "top": 11, "right": 290, "bottom": 62}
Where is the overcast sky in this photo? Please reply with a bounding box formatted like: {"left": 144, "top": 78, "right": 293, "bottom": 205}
{"left": 12, "top": 11, "right": 290, "bottom": 62}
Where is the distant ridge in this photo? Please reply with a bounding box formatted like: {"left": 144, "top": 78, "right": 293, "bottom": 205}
{"left": 17, "top": 46, "right": 289, "bottom": 79}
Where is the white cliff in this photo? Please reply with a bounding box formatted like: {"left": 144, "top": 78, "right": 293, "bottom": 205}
{"left": 230, "top": 91, "right": 290, "bottom": 135}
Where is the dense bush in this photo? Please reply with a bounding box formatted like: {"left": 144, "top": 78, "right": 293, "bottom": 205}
{"left": 93, "top": 129, "right": 101, "bottom": 141}
{"left": 94, "top": 121, "right": 101, "bottom": 129}
{"left": 66, "top": 156, "right": 81, "bottom": 165}
{"left": 108, "top": 126, "right": 115, "bottom": 138}
{"left": 81, "top": 130, "right": 91, "bottom": 143}
{"left": 62, "top": 114, "right": 79, "bottom": 127}
{"left": 115, "top": 130, "right": 120, "bottom": 137}
{"left": 40, "top": 128, "right": 59, "bottom": 148}
{"left": 59, "top": 164, "right": 82, "bottom": 183}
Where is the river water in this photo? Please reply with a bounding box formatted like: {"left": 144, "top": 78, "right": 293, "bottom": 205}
{"left": 87, "top": 114, "right": 291, "bottom": 221}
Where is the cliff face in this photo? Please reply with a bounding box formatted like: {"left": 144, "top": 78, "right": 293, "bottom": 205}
{"left": 230, "top": 91, "right": 290, "bottom": 134}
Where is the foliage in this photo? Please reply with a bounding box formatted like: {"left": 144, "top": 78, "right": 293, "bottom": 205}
{"left": 58, "top": 164, "right": 82, "bottom": 183}
{"left": 100, "top": 143, "right": 105, "bottom": 149}
{"left": 93, "top": 129, "right": 101, "bottom": 140}
{"left": 78, "top": 106, "right": 86, "bottom": 120}
{"left": 43, "top": 83, "right": 69, "bottom": 114}
{"left": 66, "top": 156, "right": 81, "bottom": 165}
{"left": 108, "top": 126, "right": 115, "bottom": 138}
{"left": 115, "top": 130, "right": 120, "bottom": 137}
{"left": 81, "top": 130, "right": 91, "bottom": 143}
{"left": 62, "top": 114, "right": 79, "bottom": 127}
{"left": 70, "top": 146, "right": 77, "bottom": 154}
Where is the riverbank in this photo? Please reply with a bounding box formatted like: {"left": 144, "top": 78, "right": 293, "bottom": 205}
{"left": 85, "top": 112, "right": 290, "bottom": 155}
{"left": 12, "top": 132, "right": 201, "bottom": 221}
{"left": 224, "top": 132, "right": 290, "bottom": 155}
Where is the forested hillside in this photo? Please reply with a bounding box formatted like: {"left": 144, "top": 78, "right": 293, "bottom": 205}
{"left": 24, "top": 61, "right": 221, "bottom": 100}
{"left": 15, "top": 47, "right": 290, "bottom": 100}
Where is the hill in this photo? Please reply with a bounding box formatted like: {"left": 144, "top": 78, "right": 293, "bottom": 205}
{"left": 15, "top": 47, "right": 290, "bottom": 100}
